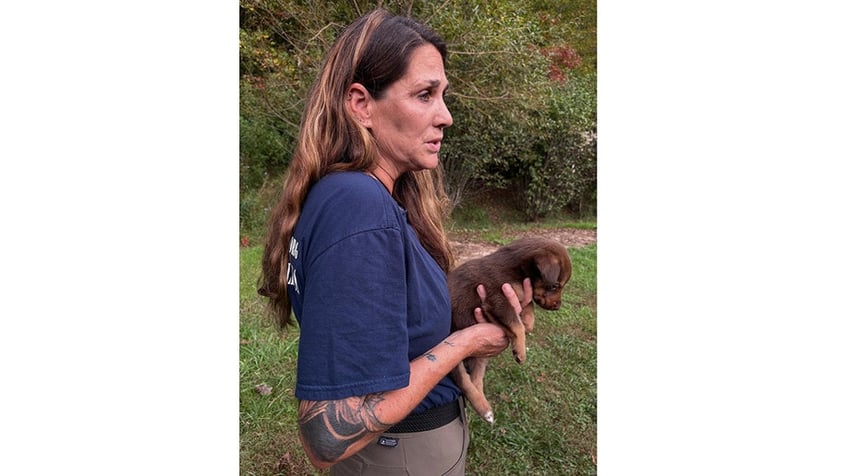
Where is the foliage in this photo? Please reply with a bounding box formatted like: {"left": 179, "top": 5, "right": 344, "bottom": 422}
{"left": 530, "top": 0, "right": 596, "bottom": 75}
{"left": 523, "top": 72, "right": 597, "bottom": 219}
{"left": 239, "top": 0, "right": 597, "bottom": 236}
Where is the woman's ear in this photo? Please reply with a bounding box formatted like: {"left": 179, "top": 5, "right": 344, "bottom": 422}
{"left": 346, "top": 83, "right": 373, "bottom": 128}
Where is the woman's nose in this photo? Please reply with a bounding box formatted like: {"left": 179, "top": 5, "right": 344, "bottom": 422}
{"left": 436, "top": 99, "right": 453, "bottom": 129}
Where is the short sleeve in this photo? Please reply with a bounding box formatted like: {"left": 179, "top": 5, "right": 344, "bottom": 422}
{"left": 294, "top": 227, "right": 410, "bottom": 401}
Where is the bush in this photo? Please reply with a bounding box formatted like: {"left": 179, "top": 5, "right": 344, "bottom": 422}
{"left": 239, "top": 113, "right": 289, "bottom": 191}
{"left": 239, "top": 175, "right": 285, "bottom": 243}
{"left": 521, "top": 73, "right": 597, "bottom": 219}
{"left": 442, "top": 73, "right": 596, "bottom": 220}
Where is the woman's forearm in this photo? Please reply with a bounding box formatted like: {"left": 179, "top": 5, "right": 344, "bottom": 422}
{"left": 297, "top": 392, "right": 389, "bottom": 469}
{"left": 297, "top": 325, "right": 503, "bottom": 469}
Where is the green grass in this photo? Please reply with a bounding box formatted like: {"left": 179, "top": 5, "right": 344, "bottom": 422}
{"left": 240, "top": 230, "right": 597, "bottom": 475}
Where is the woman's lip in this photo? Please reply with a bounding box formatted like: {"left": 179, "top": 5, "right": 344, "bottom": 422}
{"left": 427, "top": 140, "right": 441, "bottom": 152}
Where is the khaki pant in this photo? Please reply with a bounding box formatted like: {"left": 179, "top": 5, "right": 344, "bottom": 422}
{"left": 330, "top": 404, "right": 469, "bottom": 476}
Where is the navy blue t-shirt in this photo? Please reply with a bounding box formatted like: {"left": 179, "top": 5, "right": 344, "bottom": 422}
{"left": 287, "top": 171, "right": 460, "bottom": 413}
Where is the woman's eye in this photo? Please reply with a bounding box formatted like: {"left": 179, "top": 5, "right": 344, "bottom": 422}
{"left": 419, "top": 91, "right": 431, "bottom": 101}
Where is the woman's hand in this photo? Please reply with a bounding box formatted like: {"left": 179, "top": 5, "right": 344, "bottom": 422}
{"left": 458, "top": 322, "right": 509, "bottom": 359}
{"left": 460, "top": 277, "right": 533, "bottom": 359}
{"left": 473, "top": 277, "right": 533, "bottom": 324}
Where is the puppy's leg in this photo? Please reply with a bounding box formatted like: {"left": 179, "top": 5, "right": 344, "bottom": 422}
{"left": 452, "top": 359, "right": 494, "bottom": 424}
{"left": 488, "top": 299, "right": 528, "bottom": 364}
{"left": 520, "top": 302, "right": 536, "bottom": 334}
{"left": 466, "top": 357, "right": 495, "bottom": 423}
{"left": 468, "top": 356, "right": 488, "bottom": 392}
{"left": 485, "top": 318, "right": 527, "bottom": 364}
{"left": 508, "top": 323, "right": 527, "bottom": 364}
{"left": 509, "top": 281, "right": 535, "bottom": 333}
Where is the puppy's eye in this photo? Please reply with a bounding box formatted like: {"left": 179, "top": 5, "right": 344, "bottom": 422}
{"left": 546, "top": 284, "right": 560, "bottom": 292}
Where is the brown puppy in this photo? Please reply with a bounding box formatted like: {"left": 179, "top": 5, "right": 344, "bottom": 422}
{"left": 448, "top": 237, "right": 572, "bottom": 423}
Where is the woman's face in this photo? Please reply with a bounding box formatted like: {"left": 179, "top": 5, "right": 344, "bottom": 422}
{"left": 368, "top": 44, "right": 453, "bottom": 177}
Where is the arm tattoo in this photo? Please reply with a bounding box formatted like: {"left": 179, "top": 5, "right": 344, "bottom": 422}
{"left": 298, "top": 393, "right": 390, "bottom": 464}
{"left": 424, "top": 352, "right": 437, "bottom": 362}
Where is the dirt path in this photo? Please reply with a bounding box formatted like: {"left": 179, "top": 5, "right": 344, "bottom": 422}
{"left": 450, "top": 227, "right": 597, "bottom": 265}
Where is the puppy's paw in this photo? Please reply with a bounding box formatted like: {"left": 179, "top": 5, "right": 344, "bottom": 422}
{"left": 512, "top": 348, "right": 526, "bottom": 364}
{"left": 483, "top": 411, "right": 494, "bottom": 424}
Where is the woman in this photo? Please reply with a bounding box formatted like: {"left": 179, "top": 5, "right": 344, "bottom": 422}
{"left": 259, "top": 9, "right": 528, "bottom": 474}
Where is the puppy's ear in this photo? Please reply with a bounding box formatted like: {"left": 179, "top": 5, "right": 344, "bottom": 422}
{"left": 535, "top": 252, "right": 562, "bottom": 284}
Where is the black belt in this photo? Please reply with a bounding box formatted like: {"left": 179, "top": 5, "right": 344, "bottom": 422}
{"left": 387, "top": 399, "right": 461, "bottom": 433}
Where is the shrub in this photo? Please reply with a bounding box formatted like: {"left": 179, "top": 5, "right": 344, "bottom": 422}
{"left": 239, "top": 113, "right": 289, "bottom": 191}
{"left": 521, "top": 73, "right": 597, "bottom": 219}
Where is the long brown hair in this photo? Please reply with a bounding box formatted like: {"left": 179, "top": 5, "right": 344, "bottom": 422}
{"left": 259, "top": 9, "right": 455, "bottom": 330}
